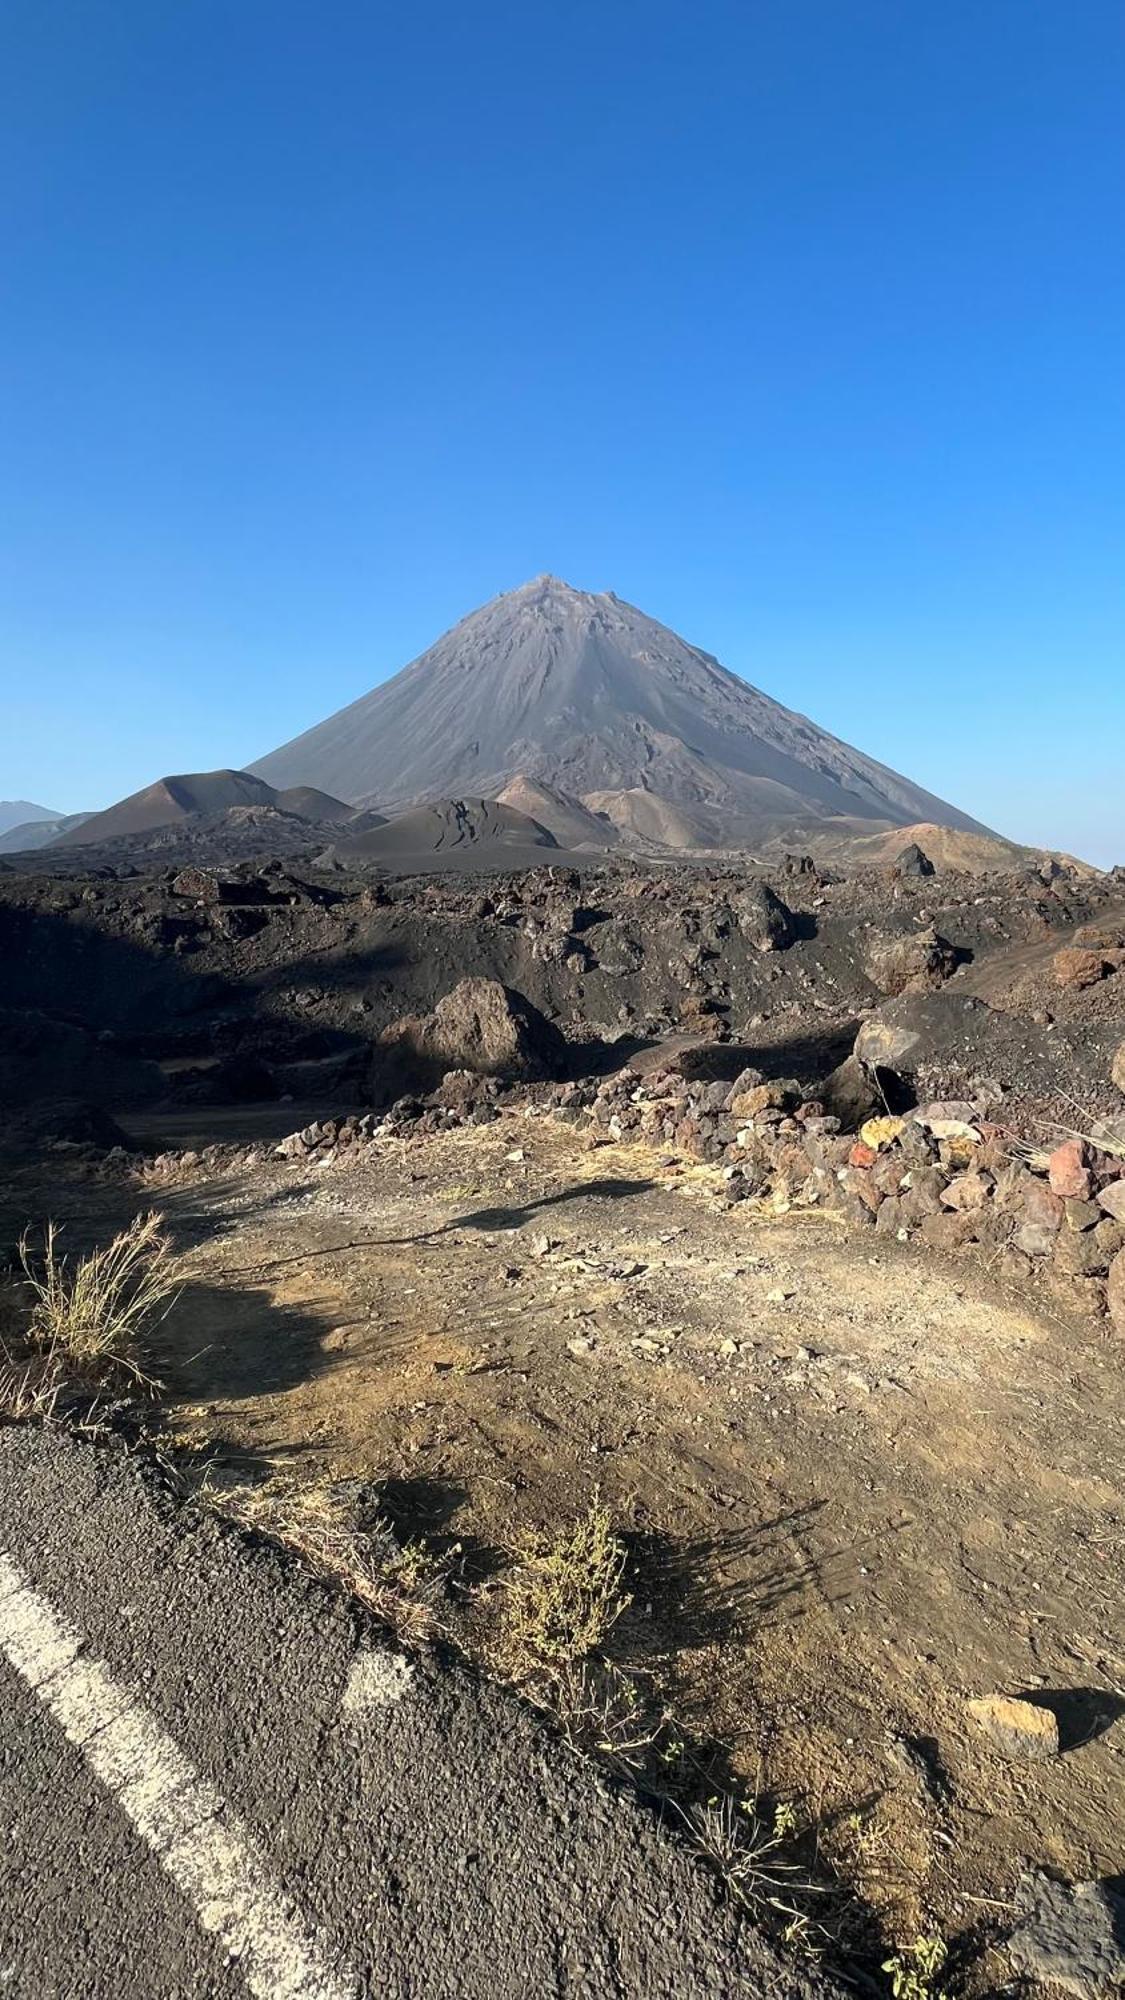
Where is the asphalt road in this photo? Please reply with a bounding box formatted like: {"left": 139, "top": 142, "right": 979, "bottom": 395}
{"left": 0, "top": 1427, "right": 834, "bottom": 1999}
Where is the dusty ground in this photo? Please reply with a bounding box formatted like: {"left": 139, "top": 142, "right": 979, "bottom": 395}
{"left": 10, "top": 1108, "right": 1122, "bottom": 1986}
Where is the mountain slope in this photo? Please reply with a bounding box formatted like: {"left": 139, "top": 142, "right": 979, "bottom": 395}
{"left": 251, "top": 575, "right": 987, "bottom": 838}
{"left": 0, "top": 800, "right": 62, "bottom": 837}
{"left": 0, "top": 811, "right": 94, "bottom": 853}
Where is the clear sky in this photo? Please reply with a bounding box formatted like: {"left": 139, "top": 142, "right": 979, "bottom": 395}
{"left": 2, "top": 1, "right": 1123, "bottom": 862}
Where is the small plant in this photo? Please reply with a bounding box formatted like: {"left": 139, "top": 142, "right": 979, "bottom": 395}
{"left": 18, "top": 1212, "right": 179, "bottom": 1391}
{"left": 212, "top": 1478, "right": 450, "bottom": 1646}
{"left": 497, "top": 1497, "right": 630, "bottom": 1680}
{"left": 490, "top": 1498, "right": 656, "bottom": 1755}
{"left": 883, "top": 1933, "right": 947, "bottom": 2000}
{"left": 686, "top": 1790, "right": 813, "bottom": 1937}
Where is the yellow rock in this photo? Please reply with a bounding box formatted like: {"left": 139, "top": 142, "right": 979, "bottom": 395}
{"left": 859, "top": 1115, "right": 905, "bottom": 1152}
{"left": 966, "top": 1694, "right": 1059, "bottom": 1760}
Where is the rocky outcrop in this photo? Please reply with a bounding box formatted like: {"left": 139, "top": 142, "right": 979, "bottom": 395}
{"left": 865, "top": 926, "right": 959, "bottom": 996}
{"left": 379, "top": 977, "right": 566, "bottom": 1089}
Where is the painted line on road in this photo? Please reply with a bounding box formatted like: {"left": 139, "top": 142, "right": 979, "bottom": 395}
{"left": 0, "top": 1551, "right": 359, "bottom": 2000}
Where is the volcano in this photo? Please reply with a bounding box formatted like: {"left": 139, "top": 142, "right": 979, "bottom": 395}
{"left": 251, "top": 575, "right": 986, "bottom": 844}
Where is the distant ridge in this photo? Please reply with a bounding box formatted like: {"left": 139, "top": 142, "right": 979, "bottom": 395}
{"left": 0, "top": 810, "right": 93, "bottom": 854}
{"left": 251, "top": 574, "right": 988, "bottom": 845}
{"left": 0, "top": 800, "right": 62, "bottom": 838}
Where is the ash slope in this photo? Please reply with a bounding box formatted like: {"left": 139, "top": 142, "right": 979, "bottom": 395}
{"left": 251, "top": 575, "right": 986, "bottom": 836}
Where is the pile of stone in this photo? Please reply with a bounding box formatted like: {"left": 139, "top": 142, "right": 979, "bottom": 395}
{"left": 541, "top": 1047, "right": 1125, "bottom": 1331}
{"left": 274, "top": 1071, "right": 504, "bottom": 1161}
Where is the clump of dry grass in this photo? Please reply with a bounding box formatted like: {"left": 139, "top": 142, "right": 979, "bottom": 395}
{"left": 0, "top": 1342, "right": 65, "bottom": 1423}
{"left": 1, "top": 1212, "right": 180, "bottom": 1421}
{"left": 497, "top": 1497, "right": 630, "bottom": 1677}
{"left": 211, "top": 1478, "right": 450, "bottom": 1647}
{"left": 490, "top": 1498, "right": 659, "bottom": 1758}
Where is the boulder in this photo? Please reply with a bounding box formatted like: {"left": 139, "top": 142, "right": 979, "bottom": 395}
{"left": 380, "top": 978, "right": 565, "bottom": 1085}
{"left": 729, "top": 1077, "right": 801, "bottom": 1119}
{"left": 1053, "top": 948, "right": 1110, "bottom": 991}
{"left": 858, "top": 1115, "right": 905, "bottom": 1152}
{"left": 865, "top": 927, "right": 959, "bottom": 997}
{"left": 733, "top": 882, "right": 795, "bottom": 952}
{"left": 1016, "top": 1180, "right": 1064, "bottom": 1257}
{"left": 1096, "top": 1179, "right": 1125, "bottom": 1222}
{"left": 941, "top": 1172, "right": 990, "bottom": 1213}
{"left": 1009, "top": 1871, "right": 1125, "bottom": 2000}
{"left": 819, "top": 1055, "right": 883, "bottom": 1131}
{"left": 854, "top": 1014, "right": 925, "bottom": 1074}
{"left": 894, "top": 841, "right": 934, "bottom": 878}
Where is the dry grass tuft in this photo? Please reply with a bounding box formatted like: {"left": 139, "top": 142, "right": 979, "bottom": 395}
{"left": 0, "top": 1212, "right": 180, "bottom": 1421}
{"left": 211, "top": 1478, "right": 450, "bottom": 1647}
{"left": 497, "top": 1497, "right": 630, "bottom": 1679}
{"left": 18, "top": 1212, "right": 178, "bottom": 1391}
{"left": 490, "top": 1498, "right": 659, "bottom": 1758}
{"left": 0, "top": 1341, "right": 65, "bottom": 1423}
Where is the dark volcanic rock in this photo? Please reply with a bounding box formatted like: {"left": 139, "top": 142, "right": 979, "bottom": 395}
{"left": 894, "top": 841, "right": 935, "bottom": 878}
{"left": 1009, "top": 1871, "right": 1125, "bottom": 2000}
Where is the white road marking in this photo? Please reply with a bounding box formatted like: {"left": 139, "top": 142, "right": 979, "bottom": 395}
{"left": 0, "top": 1552, "right": 359, "bottom": 2000}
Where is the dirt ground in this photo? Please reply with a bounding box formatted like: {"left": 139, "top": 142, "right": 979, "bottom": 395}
{"left": 11, "top": 1106, "right": 1122, "bottom": 1985}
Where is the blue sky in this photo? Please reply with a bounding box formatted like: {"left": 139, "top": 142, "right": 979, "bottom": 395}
{"left": 2, "top": 1, "right": 1123, "bottom": 862}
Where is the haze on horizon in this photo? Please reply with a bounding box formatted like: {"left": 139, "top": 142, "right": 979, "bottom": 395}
{"left": 2, "top": 3, "right": 1123, "bottom": 868}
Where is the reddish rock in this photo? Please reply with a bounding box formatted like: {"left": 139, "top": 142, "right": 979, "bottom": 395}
{"left": 1047, "top": 1139, "right": 1093, "bottom": 1201}
{"left": 1015, "top": 1180, "right": 1065, "bottom": 1257}
{"left": 1097, "top": 1178, "right": 1125, "bottom": 1222}
{"left": 848, "top": 1141, "right": 877, "bottom": 1169}
{"left": 1053, "top": 947, "right": 1109, "bottom": 990}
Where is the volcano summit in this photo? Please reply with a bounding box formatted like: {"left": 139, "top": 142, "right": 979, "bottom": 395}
{"left": 251, "top": 575, "right": 985, "bottom": 850}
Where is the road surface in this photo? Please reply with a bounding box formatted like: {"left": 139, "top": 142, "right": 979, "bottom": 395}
{"left": 0, "top": 1426, "right": 832, "bottom": 1998}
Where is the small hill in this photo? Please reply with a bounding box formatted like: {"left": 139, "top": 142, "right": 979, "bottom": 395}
{"left": 273, "top": 785, "right": 356, "bottom": 823}
{"left": 55, "top": 770, "right": 353, "bottom": 848}
{"left": 580, "top": 788, "right": 720, "bottom": 851}
{"left": 495, "top": 777, "right": 618, "bottom": 850}
{"left": 324, "top": 797, "right": 560, "bottom": 871}
{"left": 792, "top": 820, "right": 1103, "bottom": 878}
